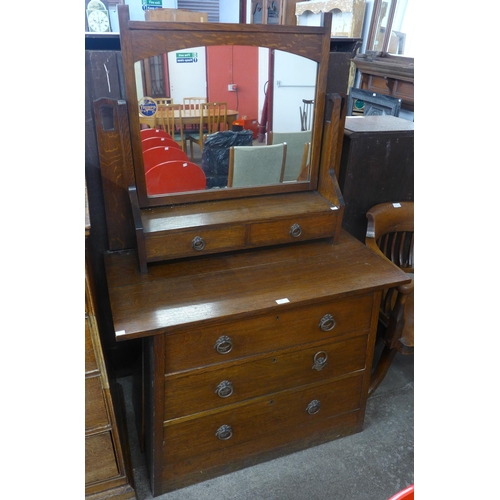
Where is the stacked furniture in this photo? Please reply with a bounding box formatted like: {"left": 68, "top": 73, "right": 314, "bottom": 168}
{"left": 93, "top": 7, "right": 410, "bottom": 497}
{"left": 85, "top": 188, "right": 135, "bottom": 499}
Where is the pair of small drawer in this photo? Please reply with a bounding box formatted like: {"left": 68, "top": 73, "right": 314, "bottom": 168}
{"left": 162, "top": 372, "right": 364, "bottom": 482}
{"left": 164, "top": 294, "right": 374, "bottom": 373}
{"left": 164, "top": 334, "right": 368, "bottom": 420}
{"left": 145, "top": 212, "right": 336, "bottom": 261}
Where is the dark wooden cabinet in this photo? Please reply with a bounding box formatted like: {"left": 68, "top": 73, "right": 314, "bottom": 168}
{"left": 338, "top": 115, "right": 414, "bottom": 242}
{"left": 326, "top": 38, "right": 362, "bottom": 96}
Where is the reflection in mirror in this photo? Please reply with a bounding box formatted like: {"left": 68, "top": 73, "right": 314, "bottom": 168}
{"left": 134, "top": 46, "right": 318, "bottom": 197}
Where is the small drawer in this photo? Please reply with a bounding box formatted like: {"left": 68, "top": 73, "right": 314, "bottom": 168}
{"left": 249, "top": 213, "right": 336, "bottom": 246}
{"left": 85, "top": 431, "right": 119, "bottom": 485}
{"left": 164, "top": 334, "right": 368, "bottom": 420}
{"left": 145, "top": 225, "right": 247, "bottom": 261}
{"left": 162, "top": 373, "right": 363, "bottom": 479}
{"left": 85, "top": 376, "right": 109, "bottom": 430}
{"left": 164, "top": 294, "right": 374, "bottom": 373}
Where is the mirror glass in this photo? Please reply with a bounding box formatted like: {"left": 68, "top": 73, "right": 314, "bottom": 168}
{"left": 134, "top": 45, "right": 318, "bottom": 197}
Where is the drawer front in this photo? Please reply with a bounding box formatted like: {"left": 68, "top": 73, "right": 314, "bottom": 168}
{"left": 164, "top": 294, "right": 374, "bottom": 373}
{"left": 85, "top": 431, "right": 119, "bottom": 485}
{"left": 85, "top": 316, "right": 98, "bottom": 373}
{"left": 249, "top": 213, "right": 336, "bottom": 246}
{"left": 162, "top": 373, "right": 363, "bottom": 480}
{"left": 146, "top": 225, "right": 247, "bottom": 261}
{"left": 85, "top": 376, "right": 109, "bottom": 430}
{"left": 164, "top": 334, "right": 368, "bottom": 420}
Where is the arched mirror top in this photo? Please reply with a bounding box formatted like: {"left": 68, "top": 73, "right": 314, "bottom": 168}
{"left": 117, "top": 5, "right": 333, "bottom": 208}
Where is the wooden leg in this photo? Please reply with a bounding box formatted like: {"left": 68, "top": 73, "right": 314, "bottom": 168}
{"left": 368, "top": 345, "right": 397, "bottom": 396}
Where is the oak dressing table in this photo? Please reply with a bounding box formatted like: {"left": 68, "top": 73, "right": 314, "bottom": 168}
{"left": 95, "top": 6, "right": 410, "bottom": 496}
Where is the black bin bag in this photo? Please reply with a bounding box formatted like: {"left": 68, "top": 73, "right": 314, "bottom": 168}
{"left": 201, "top": 130, "right": 254, "bottom": 188}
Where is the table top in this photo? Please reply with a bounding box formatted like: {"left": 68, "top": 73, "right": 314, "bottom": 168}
{"left": 140, "top": 109, "right": 239, "bottom": 126}
{"left": 345, "top": 115, "right": 414, "bottom": 133}
{"left": 104, "top": 230, "right": 410, "bottom": 341}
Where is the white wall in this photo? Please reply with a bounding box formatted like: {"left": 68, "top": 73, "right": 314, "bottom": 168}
{"left": 219, "top": 0, "right": 239, "bottom": 22}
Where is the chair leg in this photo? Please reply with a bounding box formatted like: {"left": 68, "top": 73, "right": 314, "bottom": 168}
{"left": 368, "top": 344, "right": 397, "bottom": 396}
{"left": 189, "top": 139, "right": 194, "bottom": 161}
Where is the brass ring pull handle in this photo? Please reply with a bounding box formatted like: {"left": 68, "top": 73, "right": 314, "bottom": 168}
{"left": 289, "top": 223, "right": 302, "bottom": 238}
{"left": 318, "top": 313, "right": 336, "bottom": 332}
{"left": 214, "top": 335, "right": 233, "bottom": 354}
{"left": 312, "top": 351, "right": 328, "bottom": 371}
{"left": 192, "top": 236, "right": 206, "bottom": 251}
{"left": 215, "top": 380, "right": 234, "bottom": 398}
{"left": 215, "top": 424, "right": 233, "bottom": 440}
{"left": 306, "top": 399, "right": 321, "bottom": 415}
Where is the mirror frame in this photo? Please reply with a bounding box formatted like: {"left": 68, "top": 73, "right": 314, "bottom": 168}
{"left": 117, "top": 5, "right": 332, "bottom": 208}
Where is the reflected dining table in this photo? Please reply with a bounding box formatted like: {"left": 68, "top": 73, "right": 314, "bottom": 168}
{"left": 139, "top": 108, "right": 239, "bottom": 129}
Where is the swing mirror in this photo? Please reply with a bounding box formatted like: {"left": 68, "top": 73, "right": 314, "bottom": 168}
{"left": 118, "top": 5, "right": 331, "bottom": 208}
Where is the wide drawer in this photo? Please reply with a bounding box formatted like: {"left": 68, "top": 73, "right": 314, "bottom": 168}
{"left": 162, "top": 373, "right": 364, "bottom": 481}
{"left": 145, "top": 225, "right": 247, "bottom": 261}
{"left": 249, "top": 212, "right": 336, "bottom": 246}
{"left": 85, "top": 431, "right": 119, "bottom": 485}
{"left": 164, "top": 334, "right": 368, "bottom": 420}
{"left": 164, "top": 294, "right": 374, "bottom": 373}
{"left": 85, "top": 375, "right": 109, "bottom": 430}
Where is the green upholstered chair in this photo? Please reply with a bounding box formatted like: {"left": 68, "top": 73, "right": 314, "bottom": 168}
{"left": 227, "top": 143, "right": 287, "bottom": 188}
{"left": 268, "top": 130, "right": 311, "bottom": 182}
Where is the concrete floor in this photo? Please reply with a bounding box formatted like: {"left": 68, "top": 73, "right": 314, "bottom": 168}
{"left": 119, "top": 343, "right": 414, "bottom": 500}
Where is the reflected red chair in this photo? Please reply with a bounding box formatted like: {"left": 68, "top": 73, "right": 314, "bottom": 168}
{"left": 142, "top": 136, "right": 182, "bottom": 152}
{"left": 140, "top": 128, "right": 172, "bottom": 140}
{"left": 142, "top": 146, "right": 190, "bottom": 174}
{"left": 145, "top": 160, "right": 206, "bottom": 195}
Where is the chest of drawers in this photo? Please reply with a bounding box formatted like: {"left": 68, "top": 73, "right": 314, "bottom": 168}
{"left": 104, "top": 231, "right": 409, "bottom": 496}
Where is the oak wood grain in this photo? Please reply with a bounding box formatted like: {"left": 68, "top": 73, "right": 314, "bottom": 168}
{"left": 105, "top": 231, "right": 410, "bottom": 340}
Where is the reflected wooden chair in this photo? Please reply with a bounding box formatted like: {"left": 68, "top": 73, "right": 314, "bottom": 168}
{"left": 141, "top": 135, "right": 182, "bottom": 152}
{"left": 157, "top": 104, "right": 186, "bottom": 152}
{"left": 140, "top": 128, "right": 172, "bottom": 140}
{"left": 268, "top": 130, "right": 311, "bottom": 182}
{"left": 182, "top": 97, "right": 207, "bottom": 135}
{"left": 300, "top": 99, "right": 314, "bottom": 131}
{"left": 365, "top": 201, "right": 414, "bottom": 395}
{"left": 228, "top": 143, "right": 287, "bottom": 187}
{"left": 182, "top": 97, "right": 206, "bottom": 117}
{"left": 145, "top": 160, "right": 207, "bottom": 195}
{"left": 185, "top": 102, "right": 228, "bottom": 161}
{"left": 142, "top": 145, "right": 190, "bottom": 174}
{"left": 154, "top": 97, "right": 173, "bottom": 106}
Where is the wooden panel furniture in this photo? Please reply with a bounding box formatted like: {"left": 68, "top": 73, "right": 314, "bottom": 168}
{"left": 338, "top": 115, "right": 414, "bottom": 242}
{"left": 93, "top": 9, "right": 410, "bottom": 497}
{"left": 85, "top": 188, "right": 136, "bottom": 500}
{"left": 353, "top": 53, "right": 414, "bottom": 112}
{"left": 104, "top": 231, "right": 410, "bottom": 496}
